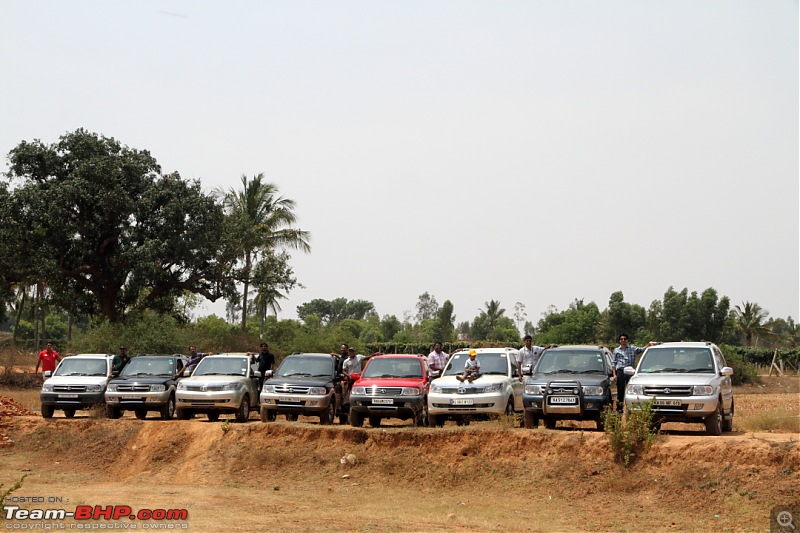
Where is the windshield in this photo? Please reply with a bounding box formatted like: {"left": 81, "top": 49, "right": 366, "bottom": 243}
{"left": 363, "top": 358, "right": 422, "bottom": 379}
{"left": 444, "top": 352, "right": 509, "bottom": 376}
{"left": 121, "top": 358, "right": 175, "bottom": 377}
{"left": 536, "top": 350, "right": 607, "bottom": 374}
{"left": 55, "top": 358, "right": 108, "bottom": 377}
{"left": 193, "top": 357, "right": 249, "bottom": 376}
{"left": 638, "top": 347, "right": 715, "bottom": 373}
{"left": 276, "top": 357, "right": 333, "bottom": 378}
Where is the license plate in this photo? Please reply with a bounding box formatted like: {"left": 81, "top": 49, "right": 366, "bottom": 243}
{"left": 121, "top": 396, "right": 143, "bottom": 401}
{"left": 372, "top": 398, "right": 394, "bottom": 405}
{"left": 654, "top": 399, "right": 682, "bottom": 407}
{"left": 58, "top": 394, "right": 79, "bottom": 399}
{"left": 451, "top": 398, "right": 474, "bottom": 406}
{"left": 279, "top": 396, "right": 301, "bottom": 403}
{"left": 550, "top": 396, "right": 577, "bottom": 404}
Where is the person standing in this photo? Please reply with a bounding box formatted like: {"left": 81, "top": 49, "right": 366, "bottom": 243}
{"left": 256, "top": 342, "right": 276, "bottom": 390}
{"left": 612, "top": 334, "right": 656, "bottom": 412}
{"left": 517, "top": 335, "right": 543, "bottom": 381}
{"left": 341, "top": 348, "right": 363, "bottom": 402}
{"left": 112, "top": 346, "right": 131, "bottom": 373}
{"left": 34, "top": 342, "right": 61, "bottom": 377}
{"left": 427, "top": 342, "right": 449, "bottom": 377}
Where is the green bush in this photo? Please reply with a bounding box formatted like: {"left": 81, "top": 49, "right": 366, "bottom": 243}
{"left": 602, "top": 401, "right": 657, "bottom": 466}
{"left": 720, "top": 348, "right": 760, "bottom": 385}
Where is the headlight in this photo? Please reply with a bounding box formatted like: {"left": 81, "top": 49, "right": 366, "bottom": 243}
{"left": 86, "top": 384, "right": 103, "bottom": 392}
{"left": 525, "top": 384, "right": 544, "bottom": 395}
{"left": 106, "top": 384, "right": 118, "bottom": 392}
{"left": 582, "top": 386, "right": 604, "bottom": 396}
{"left": 351, "top": 386, "right": 366, "bottom": 395}
{"left": 42, "top": 383, "right": 53, "bottom": 392}
{"left": 177, "top": 382, "right": 188, "bottom": 390}
{"left": 627, "top": 384, "right": 644, "bottom": 395}
{"left": 262, "top": 385, "right": 275, "bottom": 393}
{"left": 222, "top": 383, "right": 241, "bottom": 391}
{"left": 430, "top": 384, "right": 443, "bottom": 394}
{"left": 308, "top": 387, "right": 327, "bottom": 395}
{"left": 482, "top": 383, "right": 501, "bottom": 394}
{"left": 150, "top": 384, "right": 166, "bottom": 392}
{"left": 692, "top": 385, "right": 714, "bottom": 395}
{"left": 401, "top": 387, "right": 421, "bottom": 396}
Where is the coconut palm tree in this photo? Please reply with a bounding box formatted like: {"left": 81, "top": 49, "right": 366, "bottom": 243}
{"left": 220, "top": 174, "right": 310, "bottom": 331}
{"left": 482, "top": 300, "right": 506, "bottom": 334}
{"left": 733, "top": 301, "right": 769, "bottom": 346}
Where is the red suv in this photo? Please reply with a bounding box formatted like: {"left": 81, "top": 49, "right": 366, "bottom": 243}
{"left": 348, "top": 354, "right": 430, "bottom": 427}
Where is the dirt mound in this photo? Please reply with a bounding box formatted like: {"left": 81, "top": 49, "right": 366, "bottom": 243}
{"left": 0, "top": 395, "right": 36, "bottom": 448}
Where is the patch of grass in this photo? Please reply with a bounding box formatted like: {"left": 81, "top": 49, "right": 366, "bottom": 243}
{"left": 0, "top": 387, "right": 41, "bottom": 412}
{"left": 602, "top": 401, "right": 657, "bottom": 466}
{"left": 738, "top": 409, "right": 800, "bottom": 432}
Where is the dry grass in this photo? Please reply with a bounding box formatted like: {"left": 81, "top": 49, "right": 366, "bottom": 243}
{"left": 737, "top": 408, "right": 800, "bottom": 433}
{"left": 0, "top": 387, "right": 40, "bottom": 412}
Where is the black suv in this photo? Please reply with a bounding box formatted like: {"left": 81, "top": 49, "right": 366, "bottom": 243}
{"left": 104, "top": 354, "right": 188, "bottom": 420}
{"left": 522, "top": 345, "right": 615, "bottom": 430}
{"left": 259, "top": 353, "right": 347, "bottom": 424}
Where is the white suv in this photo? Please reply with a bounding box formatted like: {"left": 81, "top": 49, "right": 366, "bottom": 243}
{"left": 40, "top": 354, "right": 115, "bottom": 418}
{"left": 175, "top": 353, "right": 260, "bottom": 422}
{"left": 624, "top": 342, "right": 734, "bottom": 435}
{"left": 428, "top": 347, "right": 523, "bottom": 427}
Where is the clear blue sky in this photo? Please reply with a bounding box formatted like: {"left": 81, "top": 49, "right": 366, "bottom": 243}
{"left": 1, "top": 1, "right": 797, "bottom": 325}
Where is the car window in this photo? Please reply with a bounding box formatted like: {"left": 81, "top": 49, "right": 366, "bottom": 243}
{"left": 638, "top": 347, "right": 714, "bottom": 373}
{"left": 276, "top": 357, "right": 333, "bottom": 377}
{"left": 55, "top": 358, "right": 107, "bottom": 377}
{"left": 444, "top": 352, "right": 508, "bottom": 376}
{"left": 536, "top": 350, "right": 606, "bottom": 373}
{"left": 121, "top": 358, "right": 174, "bottom": 377}
{"left": 193, "top": 357, "right": 249, "bottom": 376}
{"left": 363, "top": 358, "right": 422, "bottom": 378}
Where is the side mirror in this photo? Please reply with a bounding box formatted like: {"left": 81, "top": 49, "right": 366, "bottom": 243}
{"left": 254, "top": 370, "right": 262, "bottom": 378}
{"left": 720, "top": 366, "right": 734, "bottom": 376}
{"left": 43, "top": 370, "right": 52, "bottom": 378}
{"left": 349, "top": 372, "right": 361, "bottom": 382}
{"left": 623, "top": 366, "right": 635, "bottom": 376}
{"left": 264, "top": 370, "right": 273, "bottom": 379}
{"left": 112, "top": 371, "right": 120, "bottom": 378}
{"left": 183, "top": 369, "right": 192, "bottom": 377}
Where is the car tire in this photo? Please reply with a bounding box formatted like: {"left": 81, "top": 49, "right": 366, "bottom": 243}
{"left": 160, "top": 396, "right": 175, "bottom": 421}
{"left": 260, "top": 407, "right": 273, "bottom": 423}
{"left": 350, "top": 411, "right": 364, "bottom": 428}
{"left": 207, "top": 412, "right": 220, "bottom": 422}
{"left": 722, "top": 399, "right": 734, "bottom": 433}
{"left": 369, "top": 415, "right": 381, "bottom": 428}
{"left": 286, "top": 413, "right": 298, "bottom": 422}
{"left": 176, "top": 408, "right": 192, "bottom": 420}
{"left": 319, "top": 400, "right": 335, "bottom": 425}
{"left": 134, "top": 409, "right": 147, "bottom": 420}
{"left": 41, "top": 405, "right": 54, "bottom": 419}
{"left": 705, "top": 402, "right": 723, "bottom": 436}
{"left": 64, "top": 409, "right": 76, "bottom": 419}
{"left": 106, "top": 405, "right": 122, "bottom": 420}
{"left": 543, "top": 417, "right": 556, "bottom": 429}
{"left": 235, "top": 395, "right": 250, "bottom": 423}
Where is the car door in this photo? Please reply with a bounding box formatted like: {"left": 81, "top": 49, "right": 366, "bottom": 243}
{"left": 509, "top": 353, "right": 524, "bottom": 410}
{"left": 604, "top": 351, "right": 616, "bottom": 399}
{"left": 713, "top": 347, "right": 733, "bottom": 412}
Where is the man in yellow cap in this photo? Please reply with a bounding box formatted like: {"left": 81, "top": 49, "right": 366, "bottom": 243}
{"left": 457, "top": 350, "right": 481, "bottom": 382}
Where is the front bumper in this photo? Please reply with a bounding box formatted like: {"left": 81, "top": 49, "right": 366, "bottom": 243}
{"left": 176, "top": 390, "right": 244, "bottom": 412}
{"left": 625, "top": 393, "right": 718, "bottom": 421}
{"left": 105, "top": 390, "right": 171, "bottom": 410}
{"left": 428, "top": 391, "right": 506, "bottom": 415}
{"left": 349, "top": 394, "right": 424, "bottom": 418}
{"left": 260, "top": 392, "right": 332, "bottom": 415}
{"left": 40, "top": 391, "right": 105, "bottom": 409}
{"left": 523, "top": 394, "right": 609, "bottom": 420}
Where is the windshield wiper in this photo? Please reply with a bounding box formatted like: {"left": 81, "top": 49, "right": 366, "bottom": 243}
{"left": 685, "top": 368, "right": 714, "bottom": 373}
{"left": 582, "top": 369, "right": 605, "bottom": 374}
{"left": 311, "top": 374, "right": 332, "bottom": 378}
{"left": 130, "top": 372, "right": 155, "bottom": 376}
{"left": 66, "top": 372, "right": 88, "bottom": 376}
{"left": 483, "top": 371, "right": 506, "bottom": 375}
{"left": 283, "top": 372, "right": 311, "bottom": 377}
{"left": 379, "top": 374, "right": 399, "bottom": 378}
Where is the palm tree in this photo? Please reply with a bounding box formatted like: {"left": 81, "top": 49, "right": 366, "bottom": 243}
{"left": 220, "top": 174, "right": 310, "bottom": 331}
{"left": 733, "top": 301, "right": 769, "bottom": 346}
{"left": 482, "top": 300, "right": 506, "bottom": 334}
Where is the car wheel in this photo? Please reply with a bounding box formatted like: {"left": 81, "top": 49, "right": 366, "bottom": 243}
{"left": 543, "top": 417, "right": 556, "bottom": 429}
{"left": 41, "top": 405, "right": 54, "bottom": 419}
{"left": 64, "top": 409, "right": 76, "bottom": 419}
{"left": 134, "top": 409, "right": 147, "bottom": 420}
{"left": 260, "top": 407, "right": 272, "bottom": 423}
{"left": 207, "top": 412, "right": 220, "bottom": 422}
{"left": 286, "top": 413, "right": 298, "bottom": 422}
{"left": 369, "top": 415, "right": 381, "bottom": 428}
{"left": 176, "top": 408, "right": 192, "bottom": 420}
{"left": 160, "top": 396, "right": 175, "bottom": 420}
{"left": 413, "top": 404, "right": 429, "bottom": 427}
{"left": 350, "top": 411, "right": 364, "bottom": 428}
{"left": 235, "top": 395, "right": 250, "bottom": 423}
{"left": 722, "top": 399, "right": 734, "bottom": 433}
{"left": 705, "top": 402, "right": 723, "bottom": 436}
{"left": 319, "top": 400, "right": 335, "bottom": 425}
{"left": 106, "top": 405, "right": 122, "bottom": 420}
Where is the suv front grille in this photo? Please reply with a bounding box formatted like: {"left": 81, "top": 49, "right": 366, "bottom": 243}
{"left": 183, "top": 384, "right": 227, "bottom": 392}
{"left": 53, "top": 385, "right": 87, "bottom": 393}
{"left": 643, "top": 386, "right": 692, "bottom": 396}
{"left": 116, "top": 384, "right": 151, "bottom": 392}
{"left": 273, "top": 385, "right": 313, "bottom": 394}
{"left": 360, "top": 387, "right": 402, "bottom": 396}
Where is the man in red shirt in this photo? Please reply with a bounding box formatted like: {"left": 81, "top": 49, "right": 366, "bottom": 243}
{"left": 35, "top": 342, "right": 61, "bottom": 376}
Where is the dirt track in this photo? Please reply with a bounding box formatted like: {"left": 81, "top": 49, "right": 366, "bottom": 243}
{"left": 1, "top": 410, "right": 798, "bottom": 532}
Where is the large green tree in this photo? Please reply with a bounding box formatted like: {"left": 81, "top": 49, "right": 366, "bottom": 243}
{"left": 2, "top": 129, "right": 232, "bottom": 322}
{"left": 220, "top": 173, "right": 310, "bottom": 331}
{"left": 733, "top": 301, "right": 769, "bottom": 346}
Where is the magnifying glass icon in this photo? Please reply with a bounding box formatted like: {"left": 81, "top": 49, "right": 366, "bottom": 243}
{"left": 778, "top": 510, "right": 796, "bottom": 530}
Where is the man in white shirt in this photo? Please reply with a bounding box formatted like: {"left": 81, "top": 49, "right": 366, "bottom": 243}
{"left": 517, "top": 335, "right": 543, "bottom": 381}
{"left": 427, "top": 342, "right": 449, "bottom": 376}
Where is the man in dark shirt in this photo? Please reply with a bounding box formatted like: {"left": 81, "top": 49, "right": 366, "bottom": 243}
{"left": 112, "top": 346, "right": 130, "bottom": 373}
{"left": 256, "top": 342, "right": 275, "bottom": 390}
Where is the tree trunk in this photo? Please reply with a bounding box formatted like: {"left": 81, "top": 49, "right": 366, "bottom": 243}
{"left": 241, "top": 252, "right": 251, "bottom": 332}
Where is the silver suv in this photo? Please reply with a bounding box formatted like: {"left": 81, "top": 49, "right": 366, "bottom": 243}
{"left": 175, "top": 353, "right": 260, "bottom": 422}
{"left": 624, "top": 342, "right": 734, "bottom": 435}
